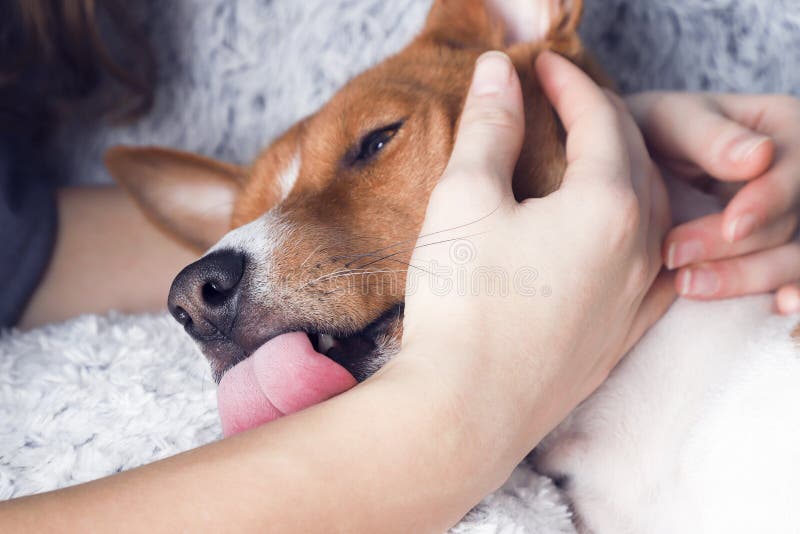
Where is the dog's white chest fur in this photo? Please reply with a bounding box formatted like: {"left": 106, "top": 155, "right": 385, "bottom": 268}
{"left": 534, "top": 181, "right": 800, "bottom": 533}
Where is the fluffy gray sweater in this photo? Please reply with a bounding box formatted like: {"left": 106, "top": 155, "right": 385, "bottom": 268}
{"left": 52, "top": 0, "right": 800, "bottom": 186}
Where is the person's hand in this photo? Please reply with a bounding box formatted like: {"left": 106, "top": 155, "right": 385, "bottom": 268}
{"left": 626, "top": 92, "right": 800, "bottom": 314}
{"left": 397, "top": 51, "right": 674, "bottom": 471}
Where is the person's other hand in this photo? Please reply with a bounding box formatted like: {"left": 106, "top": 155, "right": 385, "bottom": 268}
{"left": 398, "top": 51, "right": 673, "bottom": 467}
{"left": 627, "top": 92, "right": 800, "bottom": 314}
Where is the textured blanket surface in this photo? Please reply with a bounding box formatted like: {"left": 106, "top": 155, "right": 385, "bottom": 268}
{"left": 4, "top": 0, "right": 800, "bottom": 531}
{"left": 0, "top": 313, "right": 575, "bottom": 532}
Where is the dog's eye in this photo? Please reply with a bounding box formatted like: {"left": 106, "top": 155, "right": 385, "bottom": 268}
{"left": 353, "top": 122, "right": 403, "bottom": 164}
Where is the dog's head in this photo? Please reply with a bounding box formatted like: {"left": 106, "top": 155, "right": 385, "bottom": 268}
{"left": 107, "top": 0, "right": 603, "bottom": 385}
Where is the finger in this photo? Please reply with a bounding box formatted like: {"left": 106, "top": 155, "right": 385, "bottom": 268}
{"left": 626, "top": 92, "right": 775, "bottom": 182}
{"left": 675, "top": 242, "right": 800, "bottom": 299}
{"left": 714, "top": 93, "right": 799, "bottom": 132}
{"left": 535, "top": 51, "right": 629, "bottom": 187}
{"left": 711, "top": 93, "right": 800, "bottom": 241}
{"left": 664, "top": 212, "right": 798, "bottom": 269}
{"left": 622, "top": 270, "right": 677, "bottom": 355}
{"left": 775, "top": 284, "right": 800, "bottom": 315}
{"left": 722, "top": 159, "right": 800, "bottom": 242}
{"left": 443, "top": 51, "right": 525, "bottom": 204}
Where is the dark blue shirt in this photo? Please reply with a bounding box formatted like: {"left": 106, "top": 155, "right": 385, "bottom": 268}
{"left": 0, "top": 88, "right": 57, "bottom": 327}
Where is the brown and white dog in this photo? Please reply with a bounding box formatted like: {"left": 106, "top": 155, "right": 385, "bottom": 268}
{"left": 106, "top": 1, "right": 800, "bottom": 532}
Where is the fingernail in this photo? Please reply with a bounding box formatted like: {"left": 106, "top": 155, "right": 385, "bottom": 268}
{"left": 726, "top": 213, "right": 758, "bottom": 243}
{"left": 730, "top": 135, "right": 770, "bottom": 163}
{"left": 679, "top": 267, "right": 720, "bottom": 297}
{"left": 472, "top": 52, "right": 513, "bottom": 96}
{"left": 667, "top": 240, "right": 705, "bottom": 269}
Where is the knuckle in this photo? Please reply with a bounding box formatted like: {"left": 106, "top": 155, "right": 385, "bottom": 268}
{"left": 462, "top": 105, "right": 521, "bottom": 133}
{"left": 628, "top": 257, "right": 650, "bottom": 291}
{"left": 605, "top": 192, "right": 642, "bottom": 248}
{"left": 611, "top": 189, "right": 642, "bottom": 227}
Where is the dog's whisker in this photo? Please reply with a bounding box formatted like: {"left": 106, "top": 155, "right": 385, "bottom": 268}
{"left": 332, "top": 209, "right": 498, "bottom": 267}
{"left": 338, "top": 204, "right": 501, "bottom": 264}
{"left": 300, "top": 268, "right": 412, "bottom": 297}
{"left": 297, "top": 267, "right": 363, "bottom": 290}
{"left": 297, "top": 265, "right": 406, "bottom": 290}
{"left": 304, "top": 269, "right": 408, "bottom": 288}
{"left": 300, "top": 243, "right": 325, "bottom": 269}
{"left": 309, "top": 236, "right": 392, "bottom": 264}
{"left": 416, "top": 204, "right": 501, "bottom": 242}
{"left": 340, "top": 252, "right": 390, "bottom": 266}
{"left": 355, "top": 232, "right": 486, "bottom": 271}
{"left": 320, "top": 274, "right": 405, "bottom": 295}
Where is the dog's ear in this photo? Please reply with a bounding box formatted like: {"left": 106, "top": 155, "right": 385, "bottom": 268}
{"left": 420, "top": 0, "right": 505, "bottom": 49}
{"left": 104, "top": 146, "right": 243, "bottom": 250}
{"left": 489, "top": 0, "right": 583, "bottom": 45}
{"left": 421, "top": 0, "right": 583, "bottom": 48}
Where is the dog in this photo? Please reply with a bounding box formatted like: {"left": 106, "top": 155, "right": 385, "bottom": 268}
{"left": 105, "top": 1, "right": 800, "bottom": 532}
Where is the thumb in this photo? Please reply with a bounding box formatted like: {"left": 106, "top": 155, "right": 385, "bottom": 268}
{"left": 440, "top": 51, "right": 525, "bottom": 208}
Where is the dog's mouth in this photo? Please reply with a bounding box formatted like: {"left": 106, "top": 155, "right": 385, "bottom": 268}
{"left": 305, "top": 304, "right": 402, "bottom": 382}
{"left": 214, "top": 304, "right": 402, "bottom": 437}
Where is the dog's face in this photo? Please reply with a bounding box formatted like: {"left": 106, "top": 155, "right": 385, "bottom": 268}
{"left": 106, "top": 0, "right": 602, "bottom": 382}
{"left": 207, "top": 50, "right": 470, "bottom": 380}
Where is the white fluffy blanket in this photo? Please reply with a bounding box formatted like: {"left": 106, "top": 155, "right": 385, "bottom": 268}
{"left": 0, "top": 313, "right": 575, "bottom": 532}
{"left": 4, "top": 0, "right": 800, "bottom": 531}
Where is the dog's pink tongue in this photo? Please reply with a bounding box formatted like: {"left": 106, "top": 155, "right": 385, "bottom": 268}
{"left": 217, "top": 332, "right": 357, "bottom": 437}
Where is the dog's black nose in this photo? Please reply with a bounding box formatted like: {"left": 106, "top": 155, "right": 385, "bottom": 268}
{"left": 167, "top": 250, "right": 246, "bottom": 339}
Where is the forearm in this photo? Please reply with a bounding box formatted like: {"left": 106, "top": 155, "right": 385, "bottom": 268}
{"left": 19, "top": 186, "right": 199, "bottom": 329}
{"left": 0, "top": 353, "right": 511, "bottom": 533}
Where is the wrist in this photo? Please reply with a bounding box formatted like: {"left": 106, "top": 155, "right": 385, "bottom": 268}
{"left": 378, "top": 338, "right": 531, "bottom": 489}
{"left": 398, "top": 313, "right": 586, "bottom": 452}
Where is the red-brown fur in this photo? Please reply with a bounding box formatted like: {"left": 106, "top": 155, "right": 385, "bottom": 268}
{"left": 107, "top": 0, "right": 609, "bottom": 374}
{"left": 230, "top": 0, "right": 602, "bottom": 334}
